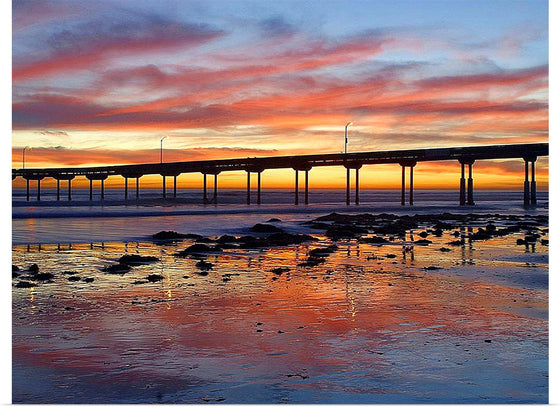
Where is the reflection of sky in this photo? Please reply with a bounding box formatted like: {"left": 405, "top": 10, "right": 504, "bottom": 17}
{"left": 12, "top": 230, "right": 548, "bottom": 403}
{"left": 12, "top": 0, "right": 548, "bottom": 186}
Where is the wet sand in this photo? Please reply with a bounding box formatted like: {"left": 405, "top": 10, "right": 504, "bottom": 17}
{"left": 12, "top": 212, "right": 548, "bottom": 403}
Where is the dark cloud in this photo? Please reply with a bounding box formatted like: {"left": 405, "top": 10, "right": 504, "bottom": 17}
{"left": 13, "top": 13, "right": 224, "bottom": 81}
{"left": 259, "top": 16, "right": 296, "bottom": 37}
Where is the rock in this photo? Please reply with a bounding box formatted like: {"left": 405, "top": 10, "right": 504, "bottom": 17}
{"left": 541, "top": 239, "right": 549, "bottom": 246}
{"left": 448, "top": 240, "right": 463, "bottom": 246}
{"left": 68, "top": 276, "right": 81, "bottom": 282}
{"left": 15, "top": 281, "right": 36, "bottom": 288}
{"left": 103, "top": 263, "right": 132, "bottom": 274}
{"left": 146, "top": 274, "right": 164, "bottom": 282}
{"left": 267, "top": 218, "right": 282, "bottom": 222}
{"left": 484, "top": 339, "right": 492, "bottom": 343}
{"left": 516, "top": 239, "right": 526, "bottom": 245}
{"left": 152, "top": 230, "right": 195, "bottom": 240}
{"left": 326, "top": 225, "right": 368, "bottom": 240}
{"left": 439, "top": 247, "right": 452, "bottom": 252}
{"left": 270, "top": 267, "right": 290, "bottom": 275}
{"left": 298, "top": 257, "right": 326, "bottom": 267}
{"left": 84, "top": 277, "right": 95, "bottom": 283}
{"left": 216, "top": 242, "right": 237, "bottom": 249}
{"left": 266, "top": 233, "right": 316, "bottom": 246}
{"left": 62, "top": 271, "right": 78, "bottom": 275}
{"left": 175, "top": 244, "right": 223, "bottom": 257}
{"left": 418, "top": 231, "right": 429, "bottom": 238}
{"left": 196, "top": 237, "right": 215, "bottom": 243}
{"left": 305, "top": 222, "right": 331, "bottom": 230}
{"left": 195, "top": 260, "right": 214, "bottom": 271}
{"left": 196, "top": 271, "right": 209, "bottom": 276}
{"left": 251, "top": 223, "right": 283, "bottom": 233}
{"left": 432, "top": 228, "right": 443, "bottom": 237}
{"left": 359, "top": 236, "right": 388, "bottom": 244}
{"left": 12, "top": 265, "right": 20, "bottom": 272}
{"left": 34, "top": 272, "right": 54, "bottom": 281}
{"left": 308, "top": 245, "right": 338, "bottom": 256}
{"left": 27, "top": 264, "right": 39, "bottom": 274}
{"left": 217, "top": 235, "right": 237, "bottom": 243}
{"left": 424, "top": 266, "right": 443, "bottom": 271}
{"left": 414, "top": 239, "right": 433, "bottom": 245}
{"left": 386, "top": 254, "right": 397, "bottom": 258}
{"left": 118, "top": 254, "right": 159, "bottom": 265}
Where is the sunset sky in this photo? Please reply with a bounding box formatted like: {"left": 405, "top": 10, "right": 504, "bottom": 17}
{"left": 11, "top": 0, "right": 549, "bottom": 189}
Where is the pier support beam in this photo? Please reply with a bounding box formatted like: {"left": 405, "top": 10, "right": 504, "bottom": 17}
{"left": 524, "top": 160, "right": 530, "bottom": 206}
{"left": 293, "top": 166, "right": 311, "bottom": 205}
{"left": 344, "top": 164, "right": 363, "bottom": 205}
{"left": 213, "top": 173, "right": 218, "bottom": 203}
{"left": 531, "top": 160, "right": 537, "bottom": 205}
{"left": 401, "top": 165, "right": 405, "bottom": 206}
{"left": 124, "top": 177, "right": 128, "bottom": 200}
{"left": 409, "top": 166, "right": 414, "bottom": 206}
{"left": 173, "top": 175, "right": 177, "bottom": 198}
{"left": 295, "top": 170, "right": 299, "bottom": 205}
{"left": 136, "top": 177, "right": 140, "bottom": 200}
{"left": 467, "top": 162, "right": 474, "bottom": 205}
{"left": 86, "top": 174, "right": 108, "bottom": 201}
{"left": 257, "top": 171, "right": 262, "bottom": 205}
{"left": 346, "top": 167, "right": 351, "bottom": 205}
{"left": 459, "top": 159, "right": 475, "bottom": 206}
{"left": 26, "top": 179, "right": 30, "bottom": 202}
{"left": 459, "top": 162, "right": 466, "bottom": 206}
{"left": 55, "top": 175, "right": 74, "bottom": 201}
{"left": 162, "top": 175, "right": 166, "bottom": 198}
{"left": 355, "top": 168, "right": 360, "bottom": 205}
{"left": 203, "top": 173, "right": 208, "bottom": 203}
{"left": 202, "top": 172, "right": 220, "bottom": 204}
{"left": 246, "top": 171, "right": 251, "bottom": 205}
{"left": 305, "top": 170, "right": 309, "bottom": 205}
{"left": 399, "top": 161, "right": 416, "bottom": 206}
{"left": 37, "top": 179, "right": 41, "bottom": 201}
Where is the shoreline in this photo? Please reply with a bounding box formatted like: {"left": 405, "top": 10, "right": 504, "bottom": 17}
{"left": 12, "top": 210, "right": 549, "bottom": 403}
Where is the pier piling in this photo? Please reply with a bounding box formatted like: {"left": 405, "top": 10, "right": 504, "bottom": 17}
{"left": 294, "top": 170, "right": 299, "bottom": 205}
{"left": 124, "top": 177, "right": 128, "bottom": 200}
{"left": 257, "top": 171, "right": 262, "bottom": 205}
{"left": 246, "top": 171, "right": 251, "bottom": 205}
{"left": 459, "top": 162, "right": 466, "bottom": 205}
{"left": 531, "top": 160, "right": 537, "bottom": 205}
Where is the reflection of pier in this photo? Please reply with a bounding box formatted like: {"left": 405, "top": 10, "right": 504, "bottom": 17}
{"left": 13, "top": 143, "right": 547, "bottom": 207}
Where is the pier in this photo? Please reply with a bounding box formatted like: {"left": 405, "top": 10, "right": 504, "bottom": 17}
{"left": 12, "top": 143, "right": 548, "bottom": 206}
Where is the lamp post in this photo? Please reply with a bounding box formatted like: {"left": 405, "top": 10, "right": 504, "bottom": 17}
{"left": 23, "top": 146, "right": 30, "bottom": 169}
{"left": 344, "top": 122, "right": 353, "bottom": 154}
{"left": 160, "top": 136, "right": 167, "bottom": 164}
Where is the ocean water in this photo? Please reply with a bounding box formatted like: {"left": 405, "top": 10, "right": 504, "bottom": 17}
{"left": 12, "top": 189, "right": 548, "bottom": 245}
{"left": 11, "top": 188, "right": 549, "bottom": 403}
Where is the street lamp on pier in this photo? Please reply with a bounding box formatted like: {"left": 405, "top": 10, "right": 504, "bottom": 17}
{"left": 23, "top": 146, "right": 30, "bottom": 169}
{"left": 160, "top": 136, "right": 167, "bottom": 164}
{"left": 344, "top": 122, "right": 353, "bottom": 154}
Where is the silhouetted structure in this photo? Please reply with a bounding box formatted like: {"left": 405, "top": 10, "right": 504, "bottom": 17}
{"left": 12, "top": 143, "right": 548, "bottom": 207}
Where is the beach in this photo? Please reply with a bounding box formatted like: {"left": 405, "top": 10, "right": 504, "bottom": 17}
{"left": 11, "top": 190, "right": 549, "bottom": 403}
